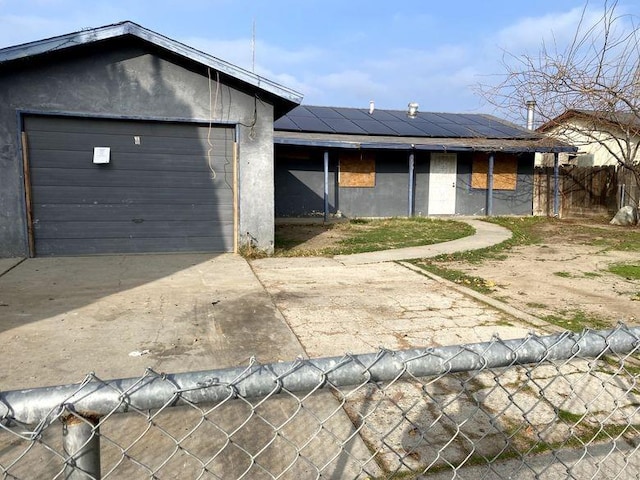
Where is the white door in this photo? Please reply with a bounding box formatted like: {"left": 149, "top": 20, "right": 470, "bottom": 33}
{"left": 428, "top": 153, "right": 457, "bottom": 215}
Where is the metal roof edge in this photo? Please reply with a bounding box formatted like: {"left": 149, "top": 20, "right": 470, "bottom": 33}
{"left": 274, "top": 137, "right": 361, "bottom": 149}
{"left": 275, "top": 137, "right": 577, "bottom": 153}
{"left": 0, "top": 21, "right": 303, "bottom": 105}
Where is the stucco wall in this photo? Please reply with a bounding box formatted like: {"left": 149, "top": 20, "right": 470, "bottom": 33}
{"left": 0, "top": 41, "right": 276, "bottom": 256}
{"left": 275, "top": 149, "right": 338, "bottom": 217}
{"left": 338, "top": 151, "right": 412, "bottom": 217}
{"left": 538, "top": 119, "right": 640, "bottom": 167}
{"left": 276, "top": 149, "right": 536, "bottom": 218}
{"left": 456, "top": 153, "right": 534, "bottom": 216}
{"left": 275, "top": 148, "right": 420, "bottom": 218}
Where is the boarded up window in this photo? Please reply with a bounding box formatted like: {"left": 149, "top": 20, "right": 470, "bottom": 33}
{"left": 339, "top": 152, "right": 375, "bottom": 187}
{"left": 472, "top": 153, "right": 518, "bottom": 190}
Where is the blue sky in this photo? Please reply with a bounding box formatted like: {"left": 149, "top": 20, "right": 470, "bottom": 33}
{"left": 0, "top": 0, "right": 634, "bottom": 117}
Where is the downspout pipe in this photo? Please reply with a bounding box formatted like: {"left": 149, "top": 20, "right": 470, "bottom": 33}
{"left": 323, "top": 151, "right": 329, "bottom": 222}
{"left": 408, "top": 150, "right": 415, "bottom": 216}
{"left": 487, "top": 153, "right": 494, "bottom": 216}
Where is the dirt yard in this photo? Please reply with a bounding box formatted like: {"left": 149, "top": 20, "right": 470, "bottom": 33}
{"left": 450, "top": 242, "right": 640, "bottom": 328}
{"left": 276, "top": 219, "right": 640, "bottom": 328}
{"left": 451, "top": 220, "right": 640, "bottom": 328}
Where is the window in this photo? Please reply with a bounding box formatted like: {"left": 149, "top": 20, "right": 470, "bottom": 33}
{"left": 339, "top": 151, "right": 376, "bottom": 187}
{"left": 471, "top": 153, "right": 518, "bottom": 190}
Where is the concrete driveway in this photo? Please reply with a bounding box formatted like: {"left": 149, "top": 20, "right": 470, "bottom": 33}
{"left": 0, "top": 254, "right": 305, "bottom": 391}
{"left": 250, "top": 256, "right": 550, "bottom": 359}
{"left": 0, "top": 249, "right": 566, "bottom": 479}
{"left": 0, "top": 255, "right": 377, "bottom": 479}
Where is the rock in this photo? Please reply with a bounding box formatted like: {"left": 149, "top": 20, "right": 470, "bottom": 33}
{"left": 610, "top": 206, "right": 638, "bottom": 225}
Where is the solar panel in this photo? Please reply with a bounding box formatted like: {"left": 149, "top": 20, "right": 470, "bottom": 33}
{"left": 274, "top": 116, "right": 301, "bottom": 131}
{"left": 421, "top": 112, "right": 457, "bottom": 124}
{"left": 275, "top": 106, "right": 536, "bottom": 139}
{"left": 429, "top": 123, "right": 477, "bottom": 137}
{"left": 332, "top": 107, "right": 373, "bottom": 121}
{"left": 286, "top": 105, "right": 316, "bottom": 117}
{"left": 410, "top": 121, "right": 461, "bottom": 137}
{"left": 382, "top": 120, "right": 427, "bottom": 136}
{"left": 305, "top": 106, "right": 346, "bottom": 119}
{"left": 492, "top": 125, "right": 534, "bottom": 137}
{"left": 352, "top": 119, "right": 399, "bottom": 135}
{"left": 290, "top": 116, "right": 335, "bottom": 133}
{"left": 368, "top": 110, "right": 403, "bottom": 121}
{"left": 465, "top": 124, "right": 513, "bottom": 138}
{"left": 320, "top": 118, "right": 368, "bottom": 134}
{"left": 452, "top": 114, "right": 487, "bottom": 125}
{"left": 478, "top": 118, "right": 533, "bottom": 137}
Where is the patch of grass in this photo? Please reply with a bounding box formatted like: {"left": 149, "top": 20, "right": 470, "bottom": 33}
{"left": 274, "top": 217, "right": 474, "bottom": 256}
{"left": 591, "top": 231, "right": 640, "bottom": 251}
{"left": 608, "top": 263, "right": 640, "bottom": 280}
{"left": 583, "top": 271, "right": 602, "bottom": 278}
{"left": 526, "top": 302, "right": 548, "bottom": 309}
{"left": 414, "top": 261, "right": 496, "bottom": 294}
{"left": 423, "top": 216, "right": 549, "bottom": 265}
{"left": 542, "top": 309, "right": 610, "bottom": 332}
{"left": 556, "top": 409, "right": 584, "bottom": 424}
{"left": 330, "top": 217, "right": 473, "bottom": 255}
{"left": 553, "top": 271, "right": 572, "bottom": 278}
{"left": 238, "top": 243, "right": 269, "bottom": 260}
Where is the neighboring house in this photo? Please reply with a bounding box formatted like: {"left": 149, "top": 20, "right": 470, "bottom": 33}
{"left": 274, "top": 105, "right": 573, "bottom": 218}
{"left": 536, "top": 109, "right": 640, "bottom": 167}
{"left": 0, "top": 21, "right": 302, "bottom": 257}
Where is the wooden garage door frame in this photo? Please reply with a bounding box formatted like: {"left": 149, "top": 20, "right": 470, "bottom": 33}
{"left": 20, "top": 112, "right": 238, "bottom": 256}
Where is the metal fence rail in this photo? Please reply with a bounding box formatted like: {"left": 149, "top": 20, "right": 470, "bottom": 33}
{"left": 1, "top": 325, "right": 639, "bottom": 479}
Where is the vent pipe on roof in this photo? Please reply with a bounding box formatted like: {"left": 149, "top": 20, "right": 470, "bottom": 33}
{"left": 526, "top": 100, "right": 536, "bottom": 130}
{"left": 408, "top": 102, "right": 419, "bottom": 118}
{"left": 369, "top": 100, "right": 375, "bottom": 115}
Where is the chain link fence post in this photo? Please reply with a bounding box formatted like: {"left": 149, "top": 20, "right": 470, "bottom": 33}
{"left": 63, "top": 414, "right": 101, "bottom": 479}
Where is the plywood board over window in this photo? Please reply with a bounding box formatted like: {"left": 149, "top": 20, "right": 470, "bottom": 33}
{"left": 339, "top": 151, "right": 375, "bottom": 187}
{"left": 472, "top": 153, "right": 518, "bottom": 190}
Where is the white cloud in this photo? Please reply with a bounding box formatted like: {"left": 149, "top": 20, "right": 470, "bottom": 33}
{"left": 495, "top": 6, "right": 605, "bottom": 53}
{"left": 365, "top": 44, "right": 469, "bottom": 74}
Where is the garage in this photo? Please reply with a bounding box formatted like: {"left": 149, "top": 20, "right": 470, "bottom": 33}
{"left": 24, "top": 115, "right": 235, "bottom": 256}
{"left": 0, "top": 21, "right": 302, "bottom": 257}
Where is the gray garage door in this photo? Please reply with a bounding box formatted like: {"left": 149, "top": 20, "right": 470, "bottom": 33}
{"left": 24, "top": 116, "right": 234, "bottom": 256}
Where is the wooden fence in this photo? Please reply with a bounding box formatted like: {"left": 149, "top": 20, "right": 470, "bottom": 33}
{"left": 533, "top": 166, "right": 620, "bottom": 218}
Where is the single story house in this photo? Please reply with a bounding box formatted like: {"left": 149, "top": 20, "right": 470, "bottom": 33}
{"left": 0, "top": 21, "right": 302, "bottom": 257}
{"left": 536, "top": 109, "right": 640, "bottom": 167}
{"left": 274, "top": 105, "right": 573, "bottom": 219}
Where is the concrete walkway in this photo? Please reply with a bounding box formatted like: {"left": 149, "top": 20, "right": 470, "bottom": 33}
{"left": 334, "top": 218, "right": 512, "bottom": 265}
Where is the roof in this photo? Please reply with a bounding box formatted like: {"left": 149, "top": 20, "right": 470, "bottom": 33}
{"left": 538, "top": 109, "right": 640, "bottom": 134}
{"left": 275, "top": 106, "right": 575, "bottom": 153}
{"left": 0, "top": 21, "right": 303, "bottom": 116}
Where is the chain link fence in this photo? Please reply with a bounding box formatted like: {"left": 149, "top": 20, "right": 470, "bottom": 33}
{"left": 1, "top": 325, "right": 639, "bottom": 479}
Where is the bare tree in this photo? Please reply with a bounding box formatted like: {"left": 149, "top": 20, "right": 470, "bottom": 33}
{"left": 479, "top": 0, "right": 640, "bottom": 203}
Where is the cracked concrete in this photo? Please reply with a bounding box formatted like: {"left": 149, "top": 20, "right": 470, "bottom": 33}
{"left": 250, "top": 257, "right": 542, "bottom": 359}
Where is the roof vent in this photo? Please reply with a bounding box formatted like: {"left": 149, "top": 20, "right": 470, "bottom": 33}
{"left": 407, "top": 102, "right": 419, "bottom": 118}
{"left": 526, "top": 100, "right": 536, "bottom": 130}
{"left": 369, "top": 100, "right": 375, "bottom": 115}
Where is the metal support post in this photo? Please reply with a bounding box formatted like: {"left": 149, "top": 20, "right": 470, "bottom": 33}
{"left": 408, "top": 151, "right": 415, "bottom": 216}
{"left": 553, "top": 152, "right": 560, "bottom": 216}
{"left": 323, "top": 151, "right": 329, "bottom": 222}
{"left": 487, "top": 153, "right": 494, "bottom": 216}
{"left": 63, "top": 415, "right": 101, "bottom": 479}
